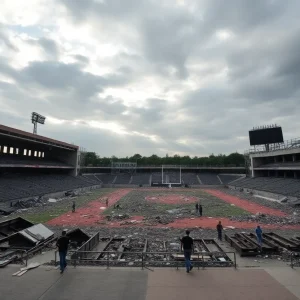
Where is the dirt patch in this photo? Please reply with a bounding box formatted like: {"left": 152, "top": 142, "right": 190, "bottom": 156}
{"left": 204, "top": 189, "right": 287, "bottom": 217}
{"left": 47, "top": 188, "right": 294, "bottom": 229}
{"left": 145, "top": 194, "right": 199, "bottom": 204}
{"left": 47, "top": 189, "right": 131, "bottom": 226}
{"left": 64, "top": 215, "right": 300, "bottom": 230}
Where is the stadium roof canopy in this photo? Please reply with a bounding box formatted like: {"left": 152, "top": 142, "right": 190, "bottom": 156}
{"left": 0, "top": 124, "right": 78, "bottom": 151}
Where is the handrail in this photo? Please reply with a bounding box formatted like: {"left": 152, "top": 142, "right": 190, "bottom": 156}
{"left": 55, "top": 250, "right": 237, "bottom": 270}
{"left": 245, "top": 137, "right": 300, "bottom": 155}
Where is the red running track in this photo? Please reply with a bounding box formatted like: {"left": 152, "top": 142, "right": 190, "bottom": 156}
{"left": 204, "top": 189, "right": 287, "bottom": 217}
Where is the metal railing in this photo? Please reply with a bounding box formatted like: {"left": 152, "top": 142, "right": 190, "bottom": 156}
{"left": 290, "top": 252, "right": 300, "bottom": 268}
{"left": 81, "top": 165, "right": 245, "bottom": 169}
{"left": 245, "top": 137, "right": 300, "bottom": 155}
{"left": 55, "top": 250, "right": 237, "bottom": 270}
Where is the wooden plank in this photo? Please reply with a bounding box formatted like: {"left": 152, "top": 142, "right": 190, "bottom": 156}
{"left": 17, "top": 270, "right": 28, "bottom": 277}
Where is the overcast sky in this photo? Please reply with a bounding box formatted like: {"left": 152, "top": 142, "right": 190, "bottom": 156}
{"left": 1, "top": 0, "right": 300, "bottom": 157}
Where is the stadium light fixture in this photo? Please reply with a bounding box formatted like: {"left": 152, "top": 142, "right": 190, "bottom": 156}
{"left": 31, "top": 112, "right": 46, "bottom": 134}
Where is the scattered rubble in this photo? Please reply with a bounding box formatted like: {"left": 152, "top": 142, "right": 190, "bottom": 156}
{"left": 106, "top": 214, "right": 131, "bottom": 222}
{"left": 230, "top": 213, "right": 300, "bottom": 226}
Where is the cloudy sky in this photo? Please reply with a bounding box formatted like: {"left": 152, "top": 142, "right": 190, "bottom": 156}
{"left": 0, "top": 0, "right": 300, "bottom": 157}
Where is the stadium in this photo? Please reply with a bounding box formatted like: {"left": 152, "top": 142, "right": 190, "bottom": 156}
{"left": 1, "top": 121, "right": 300, "bottom": 299}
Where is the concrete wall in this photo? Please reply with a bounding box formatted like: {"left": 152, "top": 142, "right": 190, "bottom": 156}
{"left": 55, "top": 150, "right": 78, "bottom": 176}
{"left": 228, "top": 185, "right": 298, "bottom": 202}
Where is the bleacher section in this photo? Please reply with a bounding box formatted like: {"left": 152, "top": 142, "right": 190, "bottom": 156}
{"left": 114, "top": 174, "right": 132, "bottom": 184}
{"left": 152, "top": 173, "right": 162, "bottom": 183}
{"left": 231, "top": 177, "right": 300, "bottom": 197}
{"left": 198, "top": 173, "right": 220, "bottom": 185}
{"left": 218, "top": 175, "right": 243, "bottom": 184}
{"left": 95, "top": 174, "right": 115, "bottom": 184}
{"left": 0, "top": 175, "right": 99, "bottom": 203}
{"left": 182, "top": 173, "right": 199, "bottom": 185}
{"left": 82, "top": 174, "right": 101, "bottom": 184}
{"left": 160, "top": 172, "right": 181, "bottom": 183}
{"left": 131, "top": 174, "right": 151, "bottom": 185}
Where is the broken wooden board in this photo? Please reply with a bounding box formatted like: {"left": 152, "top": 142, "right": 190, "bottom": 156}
{"left": 12, "top": 262, "right": 40, "bottom": 276}
{"left": 17, "top": 270, "right": 28, "bottom": 277}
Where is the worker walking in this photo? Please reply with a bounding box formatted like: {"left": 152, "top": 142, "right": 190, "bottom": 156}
{"left": 216, "top": 221, "right": 223, "bottom": 241}
{"left": 256, "top": 225, "right": 263, "bottom": 247}
{"left": 180, "top": 230, "right": 194, "bottom": 273}
{"left": 56, "top": 230, "right": 69, "bottom": 274}
{"left": 106, "top": 198, "right": 109, "bottom": 207}
{"left": 195, "top": 203, "right": 199, "bottom": 214}
{"left": 199, "top": 204, "right": 203, "bottom": 217}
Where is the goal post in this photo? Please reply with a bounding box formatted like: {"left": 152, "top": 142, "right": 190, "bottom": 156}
{"left": 161, "top": 165, "right": 182, "bottom": 185}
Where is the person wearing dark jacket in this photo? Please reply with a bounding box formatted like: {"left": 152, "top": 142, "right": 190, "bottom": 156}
{"left": 199, "top": 205, "right": 203, "bottom": 217}
{"left": 56, "top": 230, "right": 69, "bottom": 274}
{"left": 195, "top": 203, "right": 199, "bottom": 214}
{"left": 180, "top": 230, "right": 194, "bottom": 273}
{"left": 216, "top": 221, "right": 223, "bottom": 241}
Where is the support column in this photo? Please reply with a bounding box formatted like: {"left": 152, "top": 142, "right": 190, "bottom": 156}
{"left": 250, "top": 157, "right": 254, "bottom": 177}
{"left": 274, "top": 156, "right": 277, "bottom": 163}
{"left": 282, "top": 156, "right": 285, "bottom": 163}
{"left": 294, "top": 172, "right": 297, "bottom": 179}
{"left": 293, "top": 155, "right": 296, "bottom": 162}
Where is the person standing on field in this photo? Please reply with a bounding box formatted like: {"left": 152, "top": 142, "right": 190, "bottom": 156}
{"left": 216, "top": 221, "right": 223, "bottom": 241}
{"left": 199, "top": 204, "right": 203, "bottom": 217}
{"left": 72, "top": 201, "right": 76, "bottom": 213}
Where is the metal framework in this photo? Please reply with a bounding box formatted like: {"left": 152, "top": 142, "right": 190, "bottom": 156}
{"left": 111, "top": 161, "right": 137, "bottom": 174}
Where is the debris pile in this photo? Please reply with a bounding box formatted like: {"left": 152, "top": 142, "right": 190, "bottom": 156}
{"left": 106, "top": 213, "right": 131, "bottom": 221}
{"left": 143, "top": 215, "right": 174, "bottom": 226}
{"left": 230, "top": 213, "right": 300, "bottom": 225}
{"left": 13, "top": 196, "right": 44, "bottom": 209}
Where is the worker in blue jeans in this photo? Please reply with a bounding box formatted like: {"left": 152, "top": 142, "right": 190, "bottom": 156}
{"left": 256, "top": 225, "right": 263, "bottom": 248}
{"left": 56, "top": 230, "right": 69, "bottom": 274}
{"left": 180, "top": 230, "right": 194, "bottom": 273}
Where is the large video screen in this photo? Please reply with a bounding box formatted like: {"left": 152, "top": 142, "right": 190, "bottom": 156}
{"left": 249, "top": 127, "right": 284, "bottom": 146}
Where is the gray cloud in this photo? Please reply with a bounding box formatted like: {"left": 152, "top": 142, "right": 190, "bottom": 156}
{"left": 0, "top": 0, "right": 300, "bottom": 156}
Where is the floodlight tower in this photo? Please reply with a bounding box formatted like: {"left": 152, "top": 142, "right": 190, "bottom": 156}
{"left": 31, "top": 112, "right": 46, "bottom": 134}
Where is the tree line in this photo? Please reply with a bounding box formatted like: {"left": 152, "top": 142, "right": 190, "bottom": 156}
{"left": 82, "top": 152, "right": 245, "bottom": 167}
